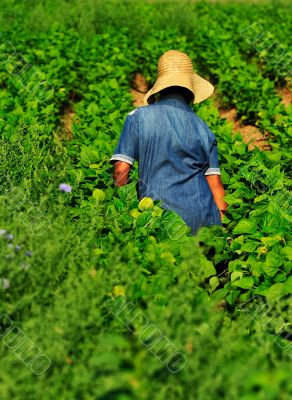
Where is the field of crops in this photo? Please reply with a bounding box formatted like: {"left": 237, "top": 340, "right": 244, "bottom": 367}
{"left": 0, "top": 0, "right": 291, "bottom": 399}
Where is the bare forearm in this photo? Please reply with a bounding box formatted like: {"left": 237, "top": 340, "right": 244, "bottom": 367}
{"left": 211, "top": 184, "right": 227, "bottom": 211}
{"left": 113, "top": 161, "right": 131, "bottom": 187}
{"left": 206, "top": 175, "right": 228, "bottom": 217}
{"left": 114, "top": 172, "right": 128, "bottom": 187}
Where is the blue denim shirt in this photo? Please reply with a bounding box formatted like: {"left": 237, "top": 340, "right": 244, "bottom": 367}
{"left": 110, "top": 93, "right": 221, "bottom": 233}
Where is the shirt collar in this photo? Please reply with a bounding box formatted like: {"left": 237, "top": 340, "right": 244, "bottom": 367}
{"left": 157, "top": 92, "right": 192, "bottom": 110}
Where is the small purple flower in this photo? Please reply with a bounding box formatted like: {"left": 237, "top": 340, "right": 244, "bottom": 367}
{"left": 25, "top": 250, "right": 33, "bottom": 257}
{"left": 5, "top": 233, "right": 14, "bottom": 241}
{"left": 15, "top": 245, "right": 22, "bottom": 252}
{"left": 0, "top": 229, "right": 7, "bottom": 236}
{"left": 59, "top": 183, "right": 72, "bottom": 193}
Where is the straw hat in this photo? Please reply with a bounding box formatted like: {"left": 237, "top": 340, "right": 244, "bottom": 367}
{"left": 143, "top": 50, "right": 214, "bottom": 105}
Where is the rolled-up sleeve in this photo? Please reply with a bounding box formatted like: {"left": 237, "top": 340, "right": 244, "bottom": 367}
{"left": 110, "top": 109, "right": 139, "bottom": 166}
{"left": 204, "top": 126, "right": 221, "bottom": 176}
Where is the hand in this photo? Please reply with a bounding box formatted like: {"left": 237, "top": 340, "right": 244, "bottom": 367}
{"left": 220, "top": 209, "right": 226, "bottom": 221}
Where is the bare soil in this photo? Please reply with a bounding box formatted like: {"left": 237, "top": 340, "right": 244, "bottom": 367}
{"left": 219, "top": 107, "right": 271, "bottom": 151}
{"left": 60, "top": 106, "right": 75, "bottom": 140}
{"left": 130, "top": 73, "right": 149, "bottom": 107}
{"left": 219, "top": 85, "right": 291, "bottom": 150}
{"left": 276, "top": 85, "right": 292, "bottom": 108}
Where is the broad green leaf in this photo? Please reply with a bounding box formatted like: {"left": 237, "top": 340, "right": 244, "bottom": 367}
{"left": 130, "top": 208, "right": 140, "bottom": 219}
{"left": 161, "top": 211, "right": 190, "bottom": 239}
{"left": 109, "top": 78, "right": 119, "bottom": 89}
{"left": 160, "top": 251, "right": 176, "bottom": 264}
{"left": 226, "top": 290, "right": 240, "bottom": 305}
{"left": 254, "top": 194, "right": 268, "bottom": 203}
{"left": 250, "top": 261, "right": 264, "bottom": 277}
{"left": 264, "top": 283, "right": 285, "bottom": 300}
{"left": 262, "top": 213, "right": 282, "bottom": 234}
{"left": 92, "top": 188, "right": 106, "bottom": 201}
{"left": 233, "top": 219, "right": 257, "bottom": 235}
{"left": 223, "top": 194, "right": 243, "bottom": 206}
{"left": 231, "top": 271, "right": 243, "bottom": 282}
{"left": 201, "top": 258, "right": 217, "bottom": 278}
{"left": 80, "top": 145, "right": 100, "bottom": 165}
{"left": 209, "top": 276, "right": 219, "bottom": 293}
{"left": 261, "top": 235, "right": 284, "bottom": 247}
{"left": 87, "top": 102, "right": 99, "bottom": 114}
{"left": 138, "top": 197, "right": 154, "bottom": 211}
{"left": 275, "top": 273, "right": 287, "bottom": 283}
{"left": 220, "top": 170, "right": 230, "bottom": 184}
{"left": 263, "top": 252, "right": 283, "bottom": 277}
{"left": 113, "top": 197, "right": 124, "bottom": 211}
{"left": 283, "top": 276, "right": 292, "bottom": 294}
{"left": 228, "top": 259, "right": 248, "bottom": 272}
{"left": 113, "top": 285, "right": 125, "bottom": 297}
{"left": 241, "top": 241, "right": 258, "bottom": 253}
{"left": 281, "top": 246, "right": 292, "bottom": 260}
{"left": 211, "top": 287, "right": 229, "bottom": 300}
{"left": 230, "top": 235, "right": 244, "bottom": 251}
{"left": 232, "top": 276, "right": 254, "bottom": 289}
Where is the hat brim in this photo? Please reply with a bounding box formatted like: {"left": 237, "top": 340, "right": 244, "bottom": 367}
{"left": 143, "top": 72, "right": 214, "bottom": 105}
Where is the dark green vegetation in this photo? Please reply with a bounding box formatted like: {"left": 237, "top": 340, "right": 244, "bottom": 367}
{"left": 0, "top": 1, "right": 291, "bottom": 399}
